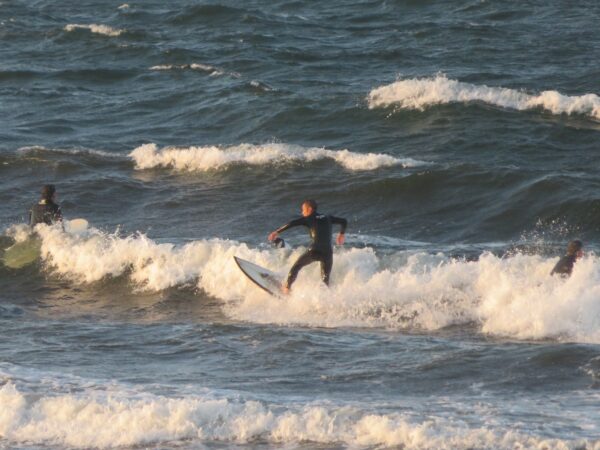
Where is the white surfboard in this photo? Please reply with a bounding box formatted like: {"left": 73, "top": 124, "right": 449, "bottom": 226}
{"left": 64, "top": 218, "right": 88, "bottom": 234}
{"left": 234, "top": 256, "right": 283, "bottom": 297}
{"left": 2, "top": 218, "right": 89, "bottom": 269}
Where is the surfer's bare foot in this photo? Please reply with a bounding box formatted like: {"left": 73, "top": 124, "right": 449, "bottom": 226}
{"left": 282, "top": 285, "right": 290, "bottom": 295}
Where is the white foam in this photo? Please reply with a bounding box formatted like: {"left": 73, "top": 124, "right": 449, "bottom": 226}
{"left": 0, "top": 380, "right": 593, "bottom": 449}
{"left": 249, "top": 80, "right": 275, "bottom": 91}
{"left": 129, "top": 143, "right": 424, "bottom": 172}
{"left": 229, "top": 250, "right": 600, "bottom": 343}
{"left": 4, "top": 224, "right": 32, "bottom": 243}
{"left": 150, "top": 63, "right": 225, "bottom": 76}
{"left": 33, "top": 224, "right": 600, "bottom": 343}
{"left": 64, "top": 24, "right": 124, "bottom": 37}
{"left": 36, "top": 225, "right": 209, "bottom": 290}
{"left": 117, "top": 3, "right": 129, "bottom": 10}
{"left": 368, "top": 74, "right": 600, "bottom": 120}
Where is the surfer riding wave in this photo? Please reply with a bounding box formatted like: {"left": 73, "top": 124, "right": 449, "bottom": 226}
{"left": 268, "top": 199, "right": 347, "bottom": 294}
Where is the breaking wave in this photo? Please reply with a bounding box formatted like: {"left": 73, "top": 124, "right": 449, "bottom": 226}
{"left": 24, "top": 224, "right": 600, "bottom": 343}
{"left": 368, "top": 74, "right": 600, "bottom": 120}
{"left": 64, "top": 24, "right": 125, "bottom": 37}
{"left": 0, "top": 368, "right": 595, "bottom": 449}
{"left": 129, "top": 143, "right": 425, "bottom": 172}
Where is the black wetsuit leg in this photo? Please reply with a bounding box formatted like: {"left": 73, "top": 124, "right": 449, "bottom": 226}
{"left": 286, "top": 251, "right": 315, "bottom": 289}
{"left": 320, "top": 252, "right": 333, "bottom": 286}
{"left": 286, "top": 250, "right": 333, "bottom": 289}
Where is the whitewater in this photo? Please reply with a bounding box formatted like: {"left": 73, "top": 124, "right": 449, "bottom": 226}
{"left": 368, "top": 74, "right": 600, "bottom": 121}
{"left": 129, "top": 143, "right": 424, "bottom": 172}
{"left": 1, "top": 374, "right": 598, "bottom": 449}
{"left": 11, "top": 223, "right": 595, "bottom": 343}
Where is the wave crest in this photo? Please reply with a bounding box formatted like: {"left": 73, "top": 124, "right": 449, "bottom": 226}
{"left": 129, "top": 143, "right": 424, "bottom": 172}
{"left": 64, "top": 24, "right": 125, "bottom": 37}
{"left": 28, "top": 224, "right": 600, "bottom": 343}
{"left": 368, "top": 74, "right": 600, "bottom": 120}
{"left": 0, "top": 380, "right": 592, "bottom": 449}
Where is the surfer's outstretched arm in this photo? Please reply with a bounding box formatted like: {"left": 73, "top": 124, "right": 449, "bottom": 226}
{"left": 331, "top": 216, "right": 347, "bottom": 233}
{"left": 331, "top": 216, "right": 347, "bottom": 245}
{"left": 268, "top": 217, "right": 306, "bottom": 241}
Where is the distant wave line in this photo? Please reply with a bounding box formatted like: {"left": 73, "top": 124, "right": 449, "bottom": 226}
{"left": 64, "top": 24, "right": 125, "bottom": 37}
{"left": 129, "top": 142, "right": 427, "bottom": 172}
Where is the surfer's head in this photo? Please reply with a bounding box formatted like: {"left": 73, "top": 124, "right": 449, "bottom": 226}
{"left": 301, "top": 199, "right": 317, "bottom": 217}
{"left": 41, "top": 184, "right": 56, "bottom": 202}
{"left": 566, "top": 240, "right": 583, "bottom": 257}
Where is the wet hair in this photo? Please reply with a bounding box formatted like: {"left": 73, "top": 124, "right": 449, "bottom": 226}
{"left": 566, "top": 240, "right": 583, "bottom": 256}
{"left": 302, "top": 199, "right": 317, "bottom": 211}
{"left": 41, "top": 184, "right": 56, "bottom": 201}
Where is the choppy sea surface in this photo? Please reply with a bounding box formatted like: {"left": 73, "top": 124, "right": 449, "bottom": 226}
{"left": 1, "top": 1, "right": 600, "bottom": 448}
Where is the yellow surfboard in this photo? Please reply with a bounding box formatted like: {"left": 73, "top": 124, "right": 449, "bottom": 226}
{"left": 2, "top": 218, "right": 88, "bottom": 269}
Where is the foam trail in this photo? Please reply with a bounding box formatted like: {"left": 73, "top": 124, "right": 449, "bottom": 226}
{"left": 32, "top": 224, "right": 600, "bottom": 343}
{"left": 0, "top": 379, "right": 593, "bottom": 449}
{"left": 368, "top": 74, "right": 600, "bottom": 120}
{"left": 249, "top": 80, "right": 275, "bottom": 91}
{"left": 64, "top": 24, "right": 124, "bottom": 37}
{"left": 17, "top": 146, "right": 127, "bottom": 160}
{"left": 129, "top": 143, "right": 425, "bottom": 172}
{"left": 150, "top": 63, "right": 226, "bottom": 76}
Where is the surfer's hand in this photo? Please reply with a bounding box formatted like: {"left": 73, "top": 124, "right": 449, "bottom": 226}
{"left": 336, "top": 233, "right": 345, "bottom": 245}
{"left": 268, "top": 231, "right": 278, "bottom": 242}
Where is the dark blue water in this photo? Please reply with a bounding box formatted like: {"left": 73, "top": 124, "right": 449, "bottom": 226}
{"left": 1, "top": 1, "right": 599, "bottom": 448}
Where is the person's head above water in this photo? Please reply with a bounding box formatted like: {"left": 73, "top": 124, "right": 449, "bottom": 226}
{"left": 301, "top": 199, "right": 317, "bottom": 217}
{"left": 41, "top": 184, "right": 56, "bottom": 202}
{"left": 566, "top": 239, "right": 583, "bottom": 257}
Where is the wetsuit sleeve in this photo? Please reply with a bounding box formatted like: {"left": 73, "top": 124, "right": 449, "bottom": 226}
{"left": 330, "top": 216, "right": 347, "bottom": 234}
{"left": 275, "top": 217, "right": 307, "bottom": 234}
{"left": 54, "top": 206, "right": 63, "bottom": 222}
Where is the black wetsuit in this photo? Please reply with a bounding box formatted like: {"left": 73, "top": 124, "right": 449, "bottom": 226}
{"left": 29, "top": 200, "right": 62, "bottom": 226}
{"left": 550, "top": 254, "right": 577, "bottom": 277}
{"left": 275, "top": 212, "right": 347, "bottom": 288}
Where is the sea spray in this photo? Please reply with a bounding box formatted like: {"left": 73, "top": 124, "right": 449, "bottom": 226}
{"left": 4, "top": 224, "right": 33, "bottom": 244}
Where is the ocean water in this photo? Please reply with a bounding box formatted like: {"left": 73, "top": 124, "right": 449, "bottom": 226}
{"left": 1, "top": 0, "right": 600, "bottom": 448}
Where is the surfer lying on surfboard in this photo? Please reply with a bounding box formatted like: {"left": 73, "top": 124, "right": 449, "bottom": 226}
{"left": 268, "top": 199, "right": 347, "bottom": 294}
